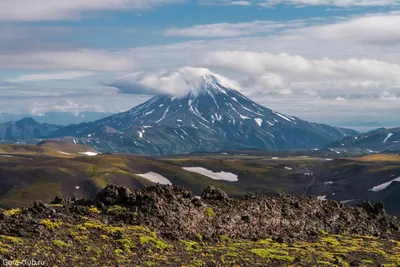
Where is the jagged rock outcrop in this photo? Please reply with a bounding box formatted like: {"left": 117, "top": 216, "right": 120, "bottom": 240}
{"left": 1, "top": 184, "right": 399, "bottom": 243}
{"left": 201, "top": 185, "right": 228, "bottom": 200}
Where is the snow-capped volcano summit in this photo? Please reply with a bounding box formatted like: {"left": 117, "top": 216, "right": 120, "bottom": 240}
{"left": 49, "top": 70, "right": 357, "bottom": 155}
{"left": 108, "top": 67, "right": 241, "bottom": 97}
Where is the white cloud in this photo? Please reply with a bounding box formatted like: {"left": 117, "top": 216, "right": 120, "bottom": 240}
{"left": 107, "top": 67, "right": 241, "bottom": 96}
{"left": 229, "top": 1, "right": 252, "bottom": 5}
{"left": 4, "top": 71, "right": 95, "bottom": 83}
{"left": 165, "top": 19, "right": 322, "bottom": 37}
{"left": 0, "top": 50, "right": 137, "bottom": 71}
{"left": 197, "top": 50, "right": 400, "bottom": 95}
{"left": 0, "top": 0, "right": 185, "bottom": 21}
{"left": 293, "top": 14, "right": 400, "bottom": 45}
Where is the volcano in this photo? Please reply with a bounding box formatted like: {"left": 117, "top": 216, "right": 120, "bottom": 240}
{"left": 48, "top": 70, "right": 357, "bottom": 155}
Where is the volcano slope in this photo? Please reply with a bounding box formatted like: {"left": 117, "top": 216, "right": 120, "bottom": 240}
{"left": 1, "top": 185, "right": 400, "bottom": 267}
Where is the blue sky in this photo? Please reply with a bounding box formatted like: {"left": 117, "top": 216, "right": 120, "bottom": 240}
{"left": 1, "top": 0, "right": 400, "bottom": 127}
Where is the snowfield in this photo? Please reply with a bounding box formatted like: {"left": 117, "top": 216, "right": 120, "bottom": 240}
{"left": 182, "top": 167, "right": 239, "bottom": 182}
{"left": 136, "top": 172, "right": 172, "bottom": 185}
{"left": 254, "top": 118, "right": 263, "bottom": 127}
{"left": 369, "top": 176, "right": 400, "bottom": 192}
{"left": 383, "top": 133, "right": 393, "bottom": 143}
{"left": 80, "top": 152, "right": 99, "bottom": 156}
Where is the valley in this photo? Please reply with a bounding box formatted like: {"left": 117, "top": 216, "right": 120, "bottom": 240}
{"left": 1, "top": 142, "right": 400, "bottom": 216}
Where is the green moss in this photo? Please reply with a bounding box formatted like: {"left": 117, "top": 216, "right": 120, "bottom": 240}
{"left": 205, "top": 207, "right": 215, "bottom": 217}
{"left": 107, "top": 205, "right": 127, "bottom": 214}
{"left": 40, "top": 219, "right": 63, "bottom": 230}
{"left": 3, "top": 208, "right": 21, "bottom": 216}
{"left": 362, "top": 259, "right": 374, "bottom": 264}
{"left": 0, "top": 235, "right": 24, "bottom": 245}
{"left": 117, "top": 238, "right": 137, "bottom": 250}
{"left": 196, "top": 234, "right": 203, "bottom": 242}
{"left": 320, "top": 236, "right": 341, "bottom": 247}
{"left": 250, "top": 249, "right": 295, "bottom": 262}
{"left": 114, "top": 248, "right": 124, "bottom": 255}
{"left": 52, "top": 240, "right": 71, "bottom": 248}
{"left": 188, "top": 259, "right": 206, "bottom": 267}
{"left": 89, "top": 206, "right": 102, "bottom": 214}
{"left": 83, "top": 221, "right": 104, "bottom": 230}
{"left": 219, "top": 235, "right": 231, "bottom": 242}
{"left": 106, "top": 226, "right": 125, "bottom": 237}
{"left": 139, "top": 236, "right": 171, "bottom": 250}
{"left": 180, "top": 240, "right": 198, "bottom": 251}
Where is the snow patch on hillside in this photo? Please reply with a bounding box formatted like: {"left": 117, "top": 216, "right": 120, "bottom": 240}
{"left": 383, "top": 133, "right": 393, "bottom": 143}
{"left": 254, "top": 118, "right": 263, "bottom": 127}
{"left": 80, "top": 152, "right": 98, "bottom": 156}
{"left": 136, "top": 172, "right": 172, "bottom": 185}
{"left": 369, "top": 176, "right": 400, "bottom": 192}
{"left": 182, "top": 167, "right": 238, "bottom": 182}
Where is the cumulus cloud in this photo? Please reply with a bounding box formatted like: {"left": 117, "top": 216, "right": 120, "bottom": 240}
{"left": 106, "top": 67, "right": 241, "bottom": 96}
{"left": 0, "top": 0, "right": 185, "bottom": 21}
{"left": 293, "top": 14, "right": 400, "bottom": 45}
{"left": 197, "top": 50, "right": 400, "bottom": 95}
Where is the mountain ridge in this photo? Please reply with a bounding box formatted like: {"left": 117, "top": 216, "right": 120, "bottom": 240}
{"left": 0, "top": 118, "right": 61, "bottom": 141}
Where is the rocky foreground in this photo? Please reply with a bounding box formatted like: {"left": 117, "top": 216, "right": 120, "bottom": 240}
{"left": 1, "top": 185, "right": 400, "bottom": 266}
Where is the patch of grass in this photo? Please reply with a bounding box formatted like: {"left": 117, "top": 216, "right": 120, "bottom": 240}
{"left": 0, "top": 183, "right": 61, "bottom": 208}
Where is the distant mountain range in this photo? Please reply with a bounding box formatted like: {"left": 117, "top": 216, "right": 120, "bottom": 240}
{"left": 0, "top": 118, "right": 61, "bottom": 141}
{"left": 326, "top": 127, "right": 400, "bottom": 154}
{"left": 0, "top": 111, "right": 113, "bottom": 125}
{"left": 43, "top": 71, "right": 357, "bottom": 155}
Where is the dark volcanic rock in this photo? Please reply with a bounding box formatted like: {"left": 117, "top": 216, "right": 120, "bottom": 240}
{"left": 1, "top": 185, "right": 400, "bottom": 243}
{"left": 201, "top": 185, "right": 228, "bottom": 201}
{"left": 95, "top": 185, "right": 133, "bottom": 205}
